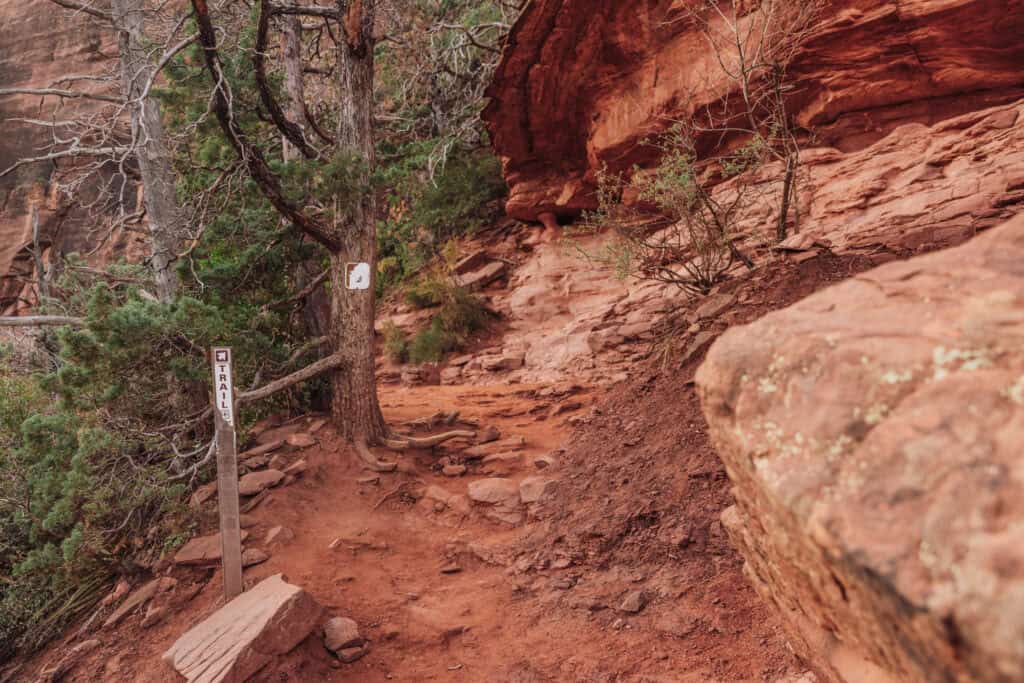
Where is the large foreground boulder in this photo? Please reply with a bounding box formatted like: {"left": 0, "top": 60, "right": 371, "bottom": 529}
{"left": 697, "top": 215, "right": 1024, "bottom": 683}
{"left": 163, "top": 574, "right": 322, "bottom": 682}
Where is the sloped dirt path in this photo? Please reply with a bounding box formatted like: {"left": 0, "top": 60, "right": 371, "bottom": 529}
{"left": 24, "top": 381, "right": 802, "bottom": 682}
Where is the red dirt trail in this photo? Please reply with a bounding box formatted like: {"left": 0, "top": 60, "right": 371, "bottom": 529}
{"left": 17, "top": 256, "right": 868, "bottom": 683}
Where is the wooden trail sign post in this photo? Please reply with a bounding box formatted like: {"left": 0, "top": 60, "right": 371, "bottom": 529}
{"left": 211, "top": 347, "right": 244, "bottom": 601}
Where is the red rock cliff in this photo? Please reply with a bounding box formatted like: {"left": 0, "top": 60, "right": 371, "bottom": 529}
{"left": 0, "top": 1, "right": 144, "bottom": 313}
{"left": 483, "top": 0, "right": 1024, "bottom": 222}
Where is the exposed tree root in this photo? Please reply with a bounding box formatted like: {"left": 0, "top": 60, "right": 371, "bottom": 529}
{"left": 381, "top": 430, "right": 476, "bottom": 451}
{"left": 355, "top": 438, "right": 397, "bottom": 472}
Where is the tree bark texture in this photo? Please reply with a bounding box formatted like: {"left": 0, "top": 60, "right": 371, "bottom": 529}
{"left": 329, "top": 0, "right": 386, "bottom": 443}
{"left": 111, "top": 0, "right": 185, "bottom": 302}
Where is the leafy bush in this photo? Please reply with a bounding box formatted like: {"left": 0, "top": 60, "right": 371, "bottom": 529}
{"left": 376, "top": 146, "right": 505, "bottom": 297}
{"left": 382, "top": 322, "right": 409, "bottom": 364}
{"left": 0, "top": 258, "right": 313, "bottom": 657}
{"left": 0, "top": 343, "right": 194, "bottom": 658}
{"left": 407, "top": 279, "right": 490, "bottom": 364}
{"left": 575, "top": 125, "right": 761, "bottom": 295}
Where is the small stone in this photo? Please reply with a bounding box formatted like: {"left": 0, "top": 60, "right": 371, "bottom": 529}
{"left": 239, "top": 439, "right": 285, "bottom": 460}
{"left": 284, "top": 459, "right": 307, "bottom": 475}
{"left": 243, "top": 455, "right": 269, "bottom": 469}
{"left": 324, "top": 616, "right": 364, "bottom": 652}
{"left": 694, "top": 292, "right": 736, "bottom": 320}
{"left": 242, "top": 548, "right": 269, "bottom": 567}
{"left": 189, "top": 481, "right": 218, "bottom": 509}
{"left": 532, "top": 454, "right": 557, "bottom": 470}
{"left": 141, "top": 605, "right": 166, "bottom": 629}
{"left": 476, "top": 426, "right": 501, "bottom": 444}
{"left": 481, "top": 452, "right": 523, "bottom": 472}
{"left": 174, "top": 531, "right": 251, "bottom": 566}
{"left": 286, "top": 432, "right": 317, "bottom": 448}
{"left": 443, "top": 465, "right": 467, "bottom": 477}
{"left": 467, "top": 478, "right": 520, "bottom": 505}
{"left": 338, "top": 646, "right": 367, "bottom": 663}
{"left": 454, "top": 260, "right": 507, "bottom": 291}
{"left": 357, "top": 476, "right": 380, "bottom": 485}
{"left": 440, "top": 562, "right": 462, "bottom": 574}
{"left": 265, "top": 525, "right": 294, "bottom": 546}
{"left": 268, "top": 454, "right": 288, "bottom": 471}
{"left": 239, "top": 514, "right": 258, "bottom": 528}
{"left": 102, "top": 579, "right": 131, "bottom": 606}
{"left": 104, "top": 580, "right": 160, "bottom": 628}
{"left": 519, "top": 477, "right": 556, "bottom": 504}
{"left": 308, "top": 418, "right": 327, "bottom": 433}
{"left": 238, "top": 469, "right": 285, "bottom": 496}
{"left": 618, "top": 590, "right": 648, "bottom": 614}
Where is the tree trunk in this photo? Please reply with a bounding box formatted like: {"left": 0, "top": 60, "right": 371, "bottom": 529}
{"left": 280, "top": 15, "right": 307, "bottom": 164}
{"left": 280, "top": 15, "right": 330, "bottom": 340}
{"left": 329, "top": 0, "right": 387, "bottom": 444}
{"left": 111, "top": 0, "right": 184, "bottom": 302}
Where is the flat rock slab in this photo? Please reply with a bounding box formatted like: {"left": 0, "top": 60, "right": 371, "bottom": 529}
{"left": 468, "top": 478, "right": 520, "bottom": 506}
{"left": 239, "top": 440, "right": 284, "bottom": 460}
{"left": 173, "top": 531, "right": 250, "bottom": 566}
{"left": 104, "top": 579, "right": 160, "bottom": 628}
{"left": 163, "top": 574, "right": 322, "bottom": 683}
{"left": 286, "top": 433, "right": 317, "bottom": 449}
{"left": 238, "top": 469, "right": 285, "bottom": 496}
{"left": 455, "top": 260, "right": 507, "bottom": 291}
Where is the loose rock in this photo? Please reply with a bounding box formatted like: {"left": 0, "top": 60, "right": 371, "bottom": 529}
{"left": 164, "top": 574, "right": 322, "bottom": 683}
{"left": 283, "top": 459, "right": 307, "bottom": 476}
{"left": 173, "top": 531, "right": 251, "bottom": 566}
{"left": 519, "top": 477, "right": 556, "bottom": 504}
{"left": 467, "top": 478, "right": 521, "bottom": 505}
{"left": 238, "top": 469, "right": 285, "bottom": 496}
{"left": 265, "top": 525, "right": 294, "bottom": 546}
{"left": 286, "top": 432, "right": 317, "bottom": 448}
{"left": 323, "top": 616, "right": 364, "bottom": 652}
{"left": 618, "top": 590, "right": 648, "bottom": 614}
{"left": 242, "top": 548, "right": 269, "bottom": 567}
{"left": 103, "top": 580, "right": 161, "bottom": 629}
{"left": 141, "top": 605, "right": 166, "bottom": 629}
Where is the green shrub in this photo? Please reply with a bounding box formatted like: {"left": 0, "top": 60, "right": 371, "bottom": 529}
{"left": 409, "top": 318, "right": 451, "bottom": 364}
{"left": 376, "top": 146, "right": 506, "bottom": 298}
{"left": 382, "top": 322, "right": 409, "bottom": 363}
{"left": 407, "top": 279, "right": 490, "bottom": 364}
{"left": 404, "top": 274, "right": 446, "bottom": 309}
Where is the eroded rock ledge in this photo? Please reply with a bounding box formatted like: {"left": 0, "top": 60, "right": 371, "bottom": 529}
{"left": 483, "top": 0, "right": 1024, "bottom": 222}
{"left": 697, "top": 214, "right": 1024, "bottom": 682}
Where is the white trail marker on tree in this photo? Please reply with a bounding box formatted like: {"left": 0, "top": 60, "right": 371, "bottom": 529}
{"left": 346, "top": 262, "right": 370, "bottom": 290}
{"left": 211, "top": 347, "right": 243, "bottom": 600}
